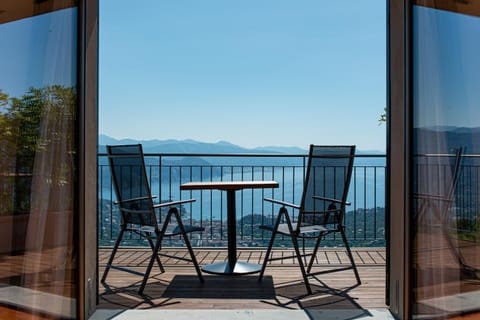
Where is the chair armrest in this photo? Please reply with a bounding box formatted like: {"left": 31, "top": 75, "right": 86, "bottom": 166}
{"left": 312, "top": 195, "right": 351, "bottom": 206}
{"left": 264, "top": 198, "right": 301, "bottom": 209}
{"left": 153, "top": 198, "right": 196, "bottom": 208}
{"left": 414, "top": 193, "right": 453, "bottom": 202}
{"left": 115, "top": 195, "right": 157, "bottom": 205}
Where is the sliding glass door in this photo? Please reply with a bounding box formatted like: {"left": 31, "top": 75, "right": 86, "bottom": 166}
{"left": 0, "top": 2, "right": 79, "bottom": 319}
{"left": 411, "top": 2, "right": 480, "bottom": 318}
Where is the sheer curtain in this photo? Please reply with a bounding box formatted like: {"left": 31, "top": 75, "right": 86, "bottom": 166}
{"left": 412, "top": 4, "right": 480, "bottom": 318}
{"left": 20, "top": 9, "right": 77, "bottom": 318}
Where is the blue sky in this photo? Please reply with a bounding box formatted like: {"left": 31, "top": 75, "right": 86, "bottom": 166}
{"left": 0, "top": 9, "right": 77, "bottom": 98}
{"left": 99, "top": 1, "right": 386, "bottom": 151}
{"left": 413, "top": 6, "right": 480, "bottom": 129}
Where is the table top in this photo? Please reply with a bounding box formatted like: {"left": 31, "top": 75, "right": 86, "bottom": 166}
{"left": 180, "top": 180, "right": 279, "bottom": 191}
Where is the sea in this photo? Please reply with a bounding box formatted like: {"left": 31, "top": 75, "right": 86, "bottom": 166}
{"left": 98, "top": 156, "right": 386, "bottom": 221}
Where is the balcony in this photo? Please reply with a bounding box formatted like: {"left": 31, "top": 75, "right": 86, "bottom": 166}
{"left": 97, "top": 247, "right": 387, "bottom": 315}
{"left": 98, "top": 152, "right": 386, "bottom": 248}
{"left": 97, "top": 152, "right": 389, "bottom": 316}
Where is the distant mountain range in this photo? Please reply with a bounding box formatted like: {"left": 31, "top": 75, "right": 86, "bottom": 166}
{"left": 414, "top": 126, "right": 480, "bottom": 154}
{"left": 98, "top": 134, "right": 384, "bottom": 155}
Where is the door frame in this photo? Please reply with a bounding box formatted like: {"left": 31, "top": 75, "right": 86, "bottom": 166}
{"left": 78, "top": 0, "right": 99, "bottom": 318}
{"left": 388, "top": 0, "right": 412, "bottom": 318}
{"left": 84, "top": 1, "right": 399, "bottom": 318}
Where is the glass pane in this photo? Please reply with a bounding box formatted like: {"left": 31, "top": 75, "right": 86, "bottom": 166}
{"left": 412, "top": 4, "right": 480, "bottom": 319}
{"left": 0, "top": 5, "right": 78, "bottom": 320}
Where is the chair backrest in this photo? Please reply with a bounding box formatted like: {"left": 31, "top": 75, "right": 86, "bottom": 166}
{"left": 414, "top": 147, "right": 463, "bottom": 200}
{"left": 414, "top": 147, "right": 463, "bottom": 222}
{"left": 298, "top": 145, "right": 355, "bottom": 228}
{"left": 107, "top": 144, "right": 157, "bottom": 227}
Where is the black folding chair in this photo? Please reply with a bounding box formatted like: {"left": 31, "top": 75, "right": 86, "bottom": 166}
{"left": 258, "top": 145, "right": 360, "bottom": 294}
{"left": 101, "top": 144, "right": 204, "bottom": 294}
{"left": 413, "top": 147, "right": 476, "bottom": 275}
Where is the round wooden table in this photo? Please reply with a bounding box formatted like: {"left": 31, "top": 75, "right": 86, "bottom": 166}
{"left": 180, "top": 180, "right": 279, "bottom": 275}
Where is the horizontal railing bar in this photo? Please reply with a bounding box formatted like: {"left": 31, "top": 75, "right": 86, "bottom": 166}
{"left": 98, "top": 152, "right": 386, "bottom": 158}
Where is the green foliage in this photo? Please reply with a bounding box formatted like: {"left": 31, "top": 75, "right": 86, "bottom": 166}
{"left": 0, "top": 86, "right": 76, "bottom": 215}
{"left": 378, "top": 107, "right": 386, "bottom": 124}
{"left": 0, "top": 90, "right": 8, "bottom": 107}
{"left": 453, "top": 216, "right": 480, "bottom": 242}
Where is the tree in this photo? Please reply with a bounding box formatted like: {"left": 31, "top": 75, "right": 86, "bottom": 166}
{"left": 378, "top": 107, "right": 386, "bottom": 124}
{"left": 0, "top": 85, "right": 76, "bottom": 215}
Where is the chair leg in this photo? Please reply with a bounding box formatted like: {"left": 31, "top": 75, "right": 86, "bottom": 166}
{"left": 291, "top": 234, "right": 312, "bottom": 295}
{"left": 340, "top": 227, "right": 361, "bottom": 285}
{"left": 146, "top": 235, "right": 165, "bottom": 273}
{"left": 258, "top": 229, "right": 277, "bottom": 281}
{"left": 307, "top": 233, "right": 324, "bottom": 274}
{"left": 302, "top": 237, "right": 309, "bottom": 266}
{"left": 170, "top": 208, "right": 204, "bottom": 282}
{"left": 182, "top": 231, "right": 204, "bottom": 282}
{"left": 101, "top": 227, "right": 125, "bottom": 283}
{"left": 259, "top": 207, "right": 287, "bottom": 281}
{"left": 441, "top": 224, "right": 474, "bottom": 273}
{"left": 139, "top": 236, "right": 163, "bottom": 295}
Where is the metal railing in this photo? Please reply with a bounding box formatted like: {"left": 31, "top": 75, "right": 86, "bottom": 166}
{"left": 414, "top": 153, "right": 480, "bottom": 240}
{"left": 98, "top": 153, "right": 387, "bottom": 247}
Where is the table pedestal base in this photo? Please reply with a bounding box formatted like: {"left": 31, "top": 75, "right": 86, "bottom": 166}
{"left": 201, "top": 261, "right": 262, "bottom": 275}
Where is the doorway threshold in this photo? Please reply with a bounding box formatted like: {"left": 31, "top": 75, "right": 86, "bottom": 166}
{"left": 91, "top": 308, "right": 395, "bottom": 320}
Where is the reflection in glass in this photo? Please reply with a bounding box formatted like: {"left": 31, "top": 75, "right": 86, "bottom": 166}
{"left": 412, "top": 4, "right": 480, "bottom": 319}
{"left": 0, "top": 6, "right": 78, "bottom": 319}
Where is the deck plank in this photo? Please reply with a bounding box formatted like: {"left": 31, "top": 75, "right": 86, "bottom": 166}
{"left": 98, "top": 247, "right": 387, "bottom": 311}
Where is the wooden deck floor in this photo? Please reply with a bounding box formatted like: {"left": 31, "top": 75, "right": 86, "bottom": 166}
{"left": 98, "top": 247, "right": 387, "bottom": 311}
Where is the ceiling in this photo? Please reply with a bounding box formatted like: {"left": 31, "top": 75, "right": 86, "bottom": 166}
{"left": 0, "top": 0, "right": 76, "bottom": 24}
{"left": 414, "top": 0, "right": 480, "bottom": 17}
